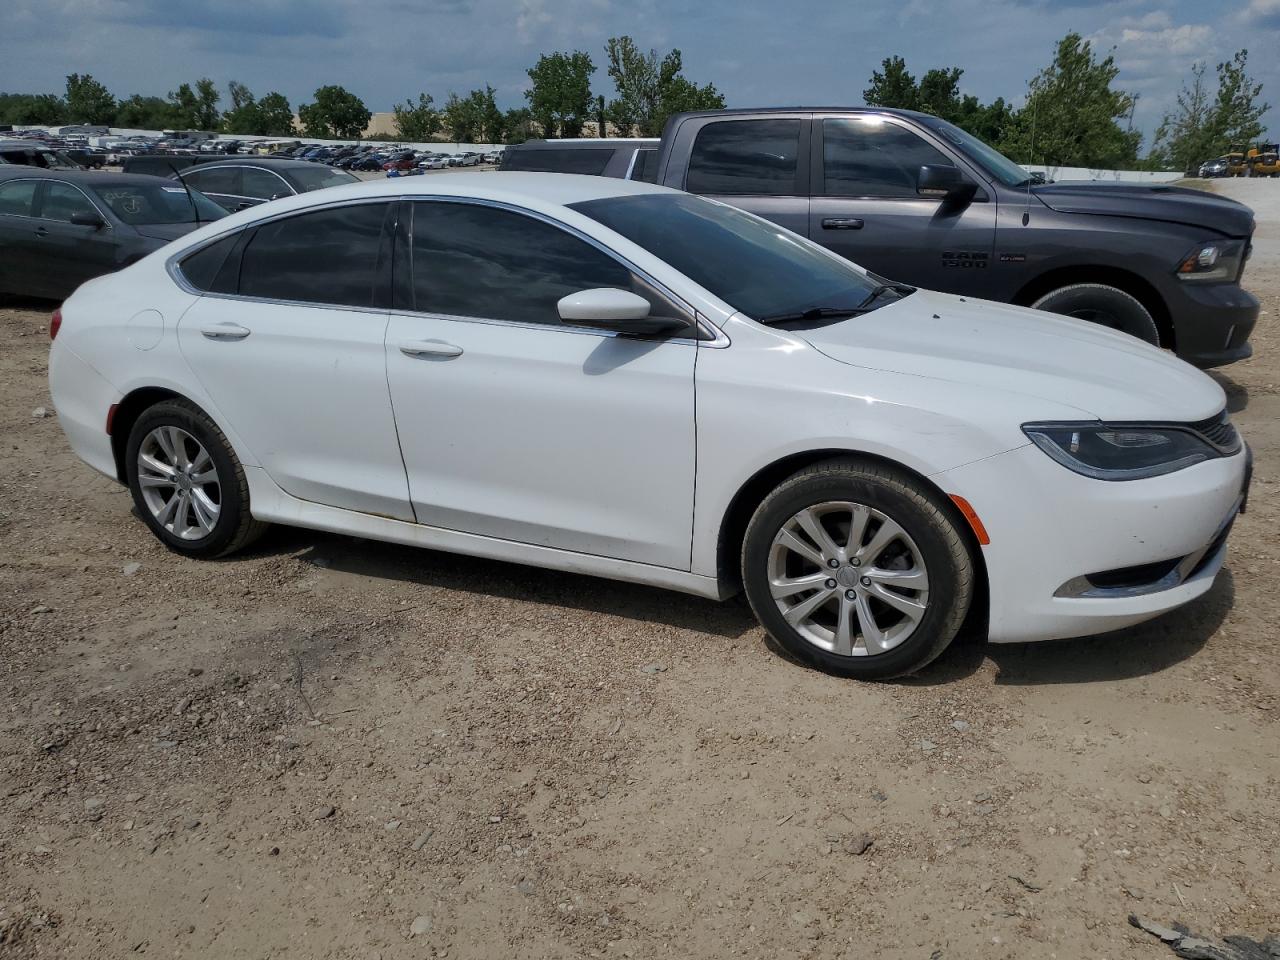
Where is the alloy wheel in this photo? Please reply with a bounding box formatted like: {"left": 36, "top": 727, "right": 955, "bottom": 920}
{"left": 136, "top": 425, "right": 221, "bottom": 541}
{"left": 766, "top": 501, "right": 930, "bottom": 657}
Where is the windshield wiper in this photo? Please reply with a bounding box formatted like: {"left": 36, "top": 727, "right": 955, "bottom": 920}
{"left": 855, "top": 282, "right": 914, "bottom": 310}
{"left": 755, "top": 306, "right": 865, "bottom": 325}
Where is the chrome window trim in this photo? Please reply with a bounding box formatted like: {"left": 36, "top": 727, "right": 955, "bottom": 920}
{"left": 622, "top": 148, "right": 640, "bottom": 181}
{"left": 166, "top": 194, "right": 731, "bottom": 348}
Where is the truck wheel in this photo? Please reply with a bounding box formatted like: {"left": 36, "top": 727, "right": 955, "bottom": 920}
{"left": 1031, "top": 283, "right": 1161, "bottom": 346}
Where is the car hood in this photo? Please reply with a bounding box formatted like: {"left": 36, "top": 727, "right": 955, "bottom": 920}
{"left": 1032, "top": 181, "right": 1255, "bottom": 237}
{"left": 132, "top": 222, "right": 203, "bottom": 243}
{"left": 800, "top": 290, "right": 1226, "bottom": 422}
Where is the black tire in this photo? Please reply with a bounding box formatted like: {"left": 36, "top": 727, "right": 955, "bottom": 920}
{"left": 741, "top": 458, "right": 974, "bottom": 680}
{"left": 1031, "top": 283, "right": 1161, "bottom": 345}
{"left": 125, "top": 399, "right": 267, "bottom": 559}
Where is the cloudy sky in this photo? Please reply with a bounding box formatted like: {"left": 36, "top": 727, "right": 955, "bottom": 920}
{"left": 3, "top": 0, "right": 1276, "bottom": 143}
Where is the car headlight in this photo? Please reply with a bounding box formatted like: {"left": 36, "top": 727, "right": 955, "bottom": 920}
{"left": 1022, "top": 423, "right": 1218, "bottom": 480}
{"left": 1176, "top": 240, "right": 1244, "bottom": 282}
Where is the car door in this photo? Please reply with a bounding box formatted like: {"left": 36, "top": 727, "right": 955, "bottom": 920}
{"left": 0, "top": 179, "right": 43, "bottom": 295}
{"left": 675, "top": 115, "right": 810, "bottom": 236}
{"left": 384, "top": 199, "right": 698, "bottom": 570}
{"left": 177, "top": 200, "right": 414, "bottom": 521}
{"left": 31, "top": 180, "right": 121, "bottom": 298}
{"left": 180, "top": 166, "right": 245, "bottom": 212}
{"left": 807, "top": 114, "right": 997, "bottom": 293}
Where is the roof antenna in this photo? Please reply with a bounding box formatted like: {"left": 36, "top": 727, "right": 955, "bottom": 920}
{"left": 166, "top": 159, "right": 201, "bottom": 227}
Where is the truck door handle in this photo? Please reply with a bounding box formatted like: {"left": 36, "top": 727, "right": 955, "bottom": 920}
{"left": 399, "top": 340, "right": 463, "bottom": 359}
{"left": 200, "top": 322, "right": 251, "bottom": 341}
{"left": 34, "top": 227, "right": 48, "bottom": 238}
{"left": 821, "top": 218, "right": 864, "bottom": 230}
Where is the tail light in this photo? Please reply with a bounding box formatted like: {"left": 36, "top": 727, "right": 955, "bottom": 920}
{"left": 50, "top": 308, "right": 62, "bottom": 340}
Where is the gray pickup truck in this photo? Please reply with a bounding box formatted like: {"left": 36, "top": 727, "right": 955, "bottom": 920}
{"left": 506, "top": 108, "right": 1259, "bottom": 367}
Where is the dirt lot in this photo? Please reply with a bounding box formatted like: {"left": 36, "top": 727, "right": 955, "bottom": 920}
{"left": 2, "top": 180, "right": 1278, "bottom": 960}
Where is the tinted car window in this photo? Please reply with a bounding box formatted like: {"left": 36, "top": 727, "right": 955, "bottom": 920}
{"left": 411, "top": 201, "right": 642, "bottom": 326}
{"left": 686, "top": 119, "right": 802, "bottom": 196}
{"left": 239, "top": 203, "right": 388, "bottom": 308}
{"left": 631, "top": 149, "right": 659, "bottom": 183}
{"left": 179, "top": 233, "right": 241, "bottom": 293}
{"left": 288, "top": 166, "right": 359, "bottom": 192}
{"left": 501, "top": 148, "right": 612, "bottom": 175}
{"left": 184, "top": 167, "right": 240, "bottom": 195}
{"left": 0, "top": 179, "right": 39, "bottom": 216}
{"left": 822, "top": 118, "right": 953, "bottom": 198}
{"left": 41, "top": 182, "right": 97, "bottom": 222}
{"left": 571, "top": 192, "right": 879, "bottom": 321}
{"left": 240, "top": 167, "right": 290, "bottom": 200}
{"left": 92, "top": 183, "right": 226, "bottom": 224}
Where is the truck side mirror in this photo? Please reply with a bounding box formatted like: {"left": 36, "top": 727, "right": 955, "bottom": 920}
{"left": 917, "top": 164, "right": 977, "bottom": 204}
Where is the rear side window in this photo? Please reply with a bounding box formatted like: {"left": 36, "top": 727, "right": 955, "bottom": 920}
{"left": 501, "top": 147, "right": 612, "bottom": 175}
{"left": 631, "top": 149, "right": 659, "bottom": 183}
{"left": 410, "top": 201, "right": 650, "bottom": 327}
{"left": 184, "top": 167, "right": 240, "bottom": 195}
{"left": 686, "top": 119, "right": 802, "bottom": 196}
{"left": 240, "top": 167, "right": 290, "bottom": 200}
{"left": 0, "top": 179, "right": 39, "bottom": 216}
{"left": 179, "top": 233, "right": 240, "bottom": 293}
{"left": 238, "top": 203, "right": 389, "bottom": 308}
{"left": 822, "top": 118, "right": 953, "bottom": 198}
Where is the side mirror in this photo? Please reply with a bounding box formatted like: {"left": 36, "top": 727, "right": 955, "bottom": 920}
{"left": 70, "top": 211, "right": 105, "bottom": 229}
{"left": 557, "top": 288, "right": 689, "bottom": 336}
{"left": 917, "top": 164, "right": 977, "bottom": 204}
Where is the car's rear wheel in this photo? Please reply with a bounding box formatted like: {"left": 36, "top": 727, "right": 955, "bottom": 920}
{"left": 1031, "top": 283, "right": 1161, "bottom": 345}
{"left": 741, "top": 458, "right": 974, "bottom": 680}
{"left": 125, "top": 399, "right": 267, "bottom": 559}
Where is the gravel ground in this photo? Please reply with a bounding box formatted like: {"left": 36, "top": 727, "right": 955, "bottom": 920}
{"left": 1, "top": 180, "right": 1278, "bottom": 959}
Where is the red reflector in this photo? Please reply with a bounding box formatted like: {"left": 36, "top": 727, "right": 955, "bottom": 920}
{"left": 949, "top": 494, "right": 990, "bottom": 546}
{"left": 50, "top": 308, "right": 62, "bottom": 340}
{"left": 106, "top": 403, "right": 119, "bottom": 436}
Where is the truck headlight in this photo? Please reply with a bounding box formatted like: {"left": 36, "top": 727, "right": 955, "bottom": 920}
{"left": 1022, "top": 423, "right": 1219, "bottom": 480}
{"left": 1176, "top": 240, "right": 1245, "bottom": 282}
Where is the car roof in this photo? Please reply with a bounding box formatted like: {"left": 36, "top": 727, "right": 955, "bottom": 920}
{"left": 187, "top": 157, "right": 320, "bottom": 171}
{"left": 667, "top": 106, "right": 933, "bottom": 122}
{"left": 0, "top": 166, "right": 170, "bottom": 188}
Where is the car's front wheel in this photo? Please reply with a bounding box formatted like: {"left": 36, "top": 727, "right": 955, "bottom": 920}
{"left": 1031, "top": 283, "right": 1161, "bottom": 346}
{"left": 742, "top": 458, "right": 974, "bottom": 680}
{"left": 125, "top": 399, "right": 267, "bottom": 559}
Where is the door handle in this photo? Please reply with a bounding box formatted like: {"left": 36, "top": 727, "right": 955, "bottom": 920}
{"left": 34, "top": 227, "right": 48, "bottom": 238}
{"left": 399, "top": 340, "right": 463, "bottom": 359}
{"left": 200, "top": 322, "right": 251, "bottom": 341}
{"left": 821, "top": 217, "right": 864, "bottom": 230}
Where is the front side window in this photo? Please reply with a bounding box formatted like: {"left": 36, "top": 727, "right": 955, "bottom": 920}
{"left": 409, "top": 201, "right": 667, "bottom": 327}
{"left": 238, "top": 203, "right": 389, "bottom": 308}
{"left": 822, "top": 117, "right": 953, "bottom": 198}
{"left": 0, "top": 180, "right": 40, "bottom": 216}
{"left": 571, "top": 192, "right": 881, "bottom": 321}
{"left": 40, "top": 182, "right": 97, "bottom": 222}
{"left": 686, "top": 119, "right": 802, "bottom": 197}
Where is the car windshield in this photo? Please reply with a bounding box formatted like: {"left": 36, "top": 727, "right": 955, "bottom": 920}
{"left": 91, "top": 183, "right": 228, "bottom": 225}
{"left": 569, "top": 192, "right": 885, "bottom": 323}
{"left": 918, "top": 116, "right": 1032, "bottom": 187}
{"left": 287, "top": 166, "right": 360, "bottom": 192}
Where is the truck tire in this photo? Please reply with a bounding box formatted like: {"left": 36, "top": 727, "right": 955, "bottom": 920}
{"left": 1031, "top": 283, "right": 1161, "bottom": 346}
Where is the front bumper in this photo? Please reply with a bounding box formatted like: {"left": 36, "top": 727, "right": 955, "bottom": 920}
{"left": 937, "top": 442, "right": 1248, "bottom": 643}
{"left": 1168, "top": 281, "right": 1258, "bottom": 369}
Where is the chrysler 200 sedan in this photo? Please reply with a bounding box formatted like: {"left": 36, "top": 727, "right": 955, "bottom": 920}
{"left": 48, "top": 173, "right": 1249, "bottom": 679}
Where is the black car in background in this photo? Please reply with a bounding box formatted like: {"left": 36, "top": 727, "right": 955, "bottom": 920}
{"left": 0, "top": 167, "right": 225, "bottom": 300}
{"left": 172, "top": 157, "right": 359, "bottom": 212}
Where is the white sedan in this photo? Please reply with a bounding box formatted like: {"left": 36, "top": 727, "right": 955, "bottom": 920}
{"left": 48, "top": 173, "right": 1250, "bottom": 679}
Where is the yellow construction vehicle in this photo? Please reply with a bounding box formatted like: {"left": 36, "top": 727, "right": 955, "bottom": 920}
{"left": 1247, "top": 143, "right": 1279, "bottom": 177}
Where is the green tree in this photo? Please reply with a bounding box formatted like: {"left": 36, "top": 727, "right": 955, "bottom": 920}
{"left": 502, "top": 107, "right": 536, "bottom": 144}
{"left": 863, "top": 56, "right": 918, "bottom": 110}
{"left": 1207, "top": 49, "right": 1269, "bottom": 151}
{"left": 393, "top": 93, "right": 440, "bottom": 141}
{"left": 1152, "top": 62, "right": 1216, "bottom": 172}
{"left": 256, "top": 93, "right": 296, "bottom": 136}
{"left": 1001, "top": 33, "right": 1140, "bottom": 168}
{"left": 525, "top": 50, "right": 595, "bottom": 137}
{"left": 298, "top": 85, "right": 371, "bottom": 139}
{"left": 441, "top": 92, "right": 478, "bottom": 142}
{"left": 475, "top": 85, "right": 506, "bottom": 143}
{"left": 115, "top": 94, "right": 173, "bottom": 129}
{"left": 0, "top": 92, "right": 67, "bottom": 125}
{"left": 604, "top": 37, "right": 724, "bottom": 137}
{"left": 221, "top": 80, "right": 262, "bottom": 134}
{"left": 64, "top": 73, "right": 116, "bottom": 124}
{"left": 167, "top": 79, "right": 220, "bottom": 130}
{"left": 916, "top": 67, "right": 963, "bottom": 121}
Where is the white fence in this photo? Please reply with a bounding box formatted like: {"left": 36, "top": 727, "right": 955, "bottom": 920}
{"left": 1022, "top": 164, "right": 1183, "bottom": 184}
